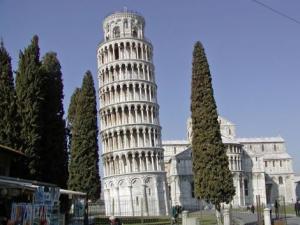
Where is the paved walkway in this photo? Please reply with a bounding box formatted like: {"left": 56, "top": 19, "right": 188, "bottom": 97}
{"left": 232, "top": 211, "right": 300, "bottom": 225}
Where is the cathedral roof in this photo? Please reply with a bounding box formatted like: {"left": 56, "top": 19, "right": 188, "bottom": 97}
{"left": 221, "top": 136, "right": 241, "bottom": 144}
{"left": 262, "top": 152, "right": 292, "bottom": 160}
{"left": 173, "top": 147, "right": 192, "bottom": 159}
{"left": 236, "top": 136, "right": 284, "bottom": 143}
{"left": 162, "top": 140, "right": 189, "bottom": 145}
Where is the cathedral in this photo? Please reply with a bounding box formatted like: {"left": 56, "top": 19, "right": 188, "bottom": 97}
{"left": 163, "top": 117, "right": 296, "bottom": 209}
{"left": 97, "top": 10, "right": 296, "bottom": 216}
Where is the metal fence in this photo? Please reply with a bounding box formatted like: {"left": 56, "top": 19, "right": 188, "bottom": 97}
{"left": 97, "top": 199, "right": 169, "bottom": 217}
{"left": 86, "top": 200, "right": 174, "bottom": 225}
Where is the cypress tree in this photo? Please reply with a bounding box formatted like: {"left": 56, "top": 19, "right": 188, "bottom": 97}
{"left": 40, "top": 52, "right": 68, "bottom": 187}
{"left": 0, "top": 41, "right": 18, "bottom": 148}
{"left": 15, "top": 35, "right": 45, "bottom": 180}
{"left": 67, "top": 87, "right": 81, "bottom": 152}
{"left": 68, "top": 71, "right": 101, "bottom": 200}
{"left": 191, "top": 42, "right": 235, "bottom": 220}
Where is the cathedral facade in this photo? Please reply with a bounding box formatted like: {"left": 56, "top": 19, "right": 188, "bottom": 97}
{"left": 163, "top": 117, "right": 296, "bottom": 209}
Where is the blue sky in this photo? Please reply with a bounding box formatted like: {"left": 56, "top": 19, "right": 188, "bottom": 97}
{"left": 1, "top": 0, "right": 300, "bottom": 172}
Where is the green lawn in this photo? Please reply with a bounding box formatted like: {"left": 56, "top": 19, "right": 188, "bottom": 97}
{"left": 281, "top": 204, "right": 295, "bottom": 215}
{"left": 198, "top": 214, "right": 217, "bottom": 225}
{"left": 93, "top": 216, "right": 173, "bottom": 225}
{"left": 189, "top": 212, "right": 217, "bottom": 225}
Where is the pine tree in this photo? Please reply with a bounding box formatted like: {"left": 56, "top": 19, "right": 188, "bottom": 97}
{"left": 40, "top": 52, "right": 68, "bottom": 187}
{"left": 15, "top": 35, "right": 45, "bottom": 180}
{"left": 68, "top": 71, "right": 101, "bottom": 200}
{"left": 191, "top": 42, "right": 235, "bottom": 221}
{"left": 0, "top": 41, "right": 18, "bottom": 148}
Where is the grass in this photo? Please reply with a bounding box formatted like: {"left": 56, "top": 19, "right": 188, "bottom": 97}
{"left": 283, "top": 204, "right": 296, "bottom": 215}
{"left": 199, "top": 214, "right": 217, "bottom": 225}
{"left": 93, "top": 216, "right": 173, "bottom": 225}
{"left": 189, "top": 211, "right": 217, "bottom": 225}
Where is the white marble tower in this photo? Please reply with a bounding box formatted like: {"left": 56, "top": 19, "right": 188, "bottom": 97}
{"left": 97, "top": 10, "right": 169, "bottom": 216}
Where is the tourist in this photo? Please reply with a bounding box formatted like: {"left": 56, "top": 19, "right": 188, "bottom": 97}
{"left": 115, "top": 218, "right": 122, "bottom": 225}
{"left": 109, "top": 216, "right": 122, "bottom": 225}
{"left": 274, "top": 200, "right": 280, "bottom": 219}
{"left": 172, "top": 206, "right": 178, "bottom": 224}
{"left": 295, "top": 200, "right": 300, "bottom": 216}
{"left": 109, "top": 216, "right": 116, "bottom": 225}
{"left": 251, "top": 205, "right": 255, "bottom": 214}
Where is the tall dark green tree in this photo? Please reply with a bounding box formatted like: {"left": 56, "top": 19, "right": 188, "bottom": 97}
{"left": 67, "top": 87, "right": 81, "bottom": 152}
{"left": 40, "top": 52, "right": 68, "bottom": 187}
{"left": 191, "top": 42, "right": 235, "bottom": 221}
{"left": 0, "top": 41, "right": 18, "bottom": 148}
{"left": 68, "top": 71, "right": 101, "bottom": 200}
{"left": 15, "top": 35, "right": 45, "bottom": 180}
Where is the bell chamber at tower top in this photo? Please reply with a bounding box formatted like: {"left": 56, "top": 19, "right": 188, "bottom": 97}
{"left": 103, "top": 11, "right": 145, "bottom": 41}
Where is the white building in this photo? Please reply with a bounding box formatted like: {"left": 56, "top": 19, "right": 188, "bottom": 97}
{"left": 97, "top": 10, "right": 169, "bottom": 216}
{"left": 164, "top": 117, "right": 296, "bottom": 209}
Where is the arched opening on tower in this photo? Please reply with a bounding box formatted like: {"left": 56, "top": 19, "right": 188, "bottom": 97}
{"left": 113, "top": 26, "right": 120, "bottom": 38}
{"left": 132, "top": 27, "right": 138, "bottom": 38}
{"left": 138, "top": 44, "right": 142, "bottom": 59}
{"left": 114, "top": 43, "right": 119, "bottom": 60}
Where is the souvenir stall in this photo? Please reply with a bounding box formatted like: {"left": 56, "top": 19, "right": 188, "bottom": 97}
{"left": 0, "top": 176, "right": 86, "bottom": 225}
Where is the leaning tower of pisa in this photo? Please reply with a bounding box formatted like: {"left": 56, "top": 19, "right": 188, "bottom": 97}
{"left": 97, "top": 10, "right": 169, "bottom": 216}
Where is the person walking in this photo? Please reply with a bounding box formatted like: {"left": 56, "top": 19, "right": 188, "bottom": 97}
{"left": 295, "top": 200, "right": 300, "bottom": 216}
{"left": 171, "top": 206, "right": 178, "bottom": 224}
{"left": 274, "top": 200, "right": 280, "bottom": 219}
{"left": 251, "top": 204, "right": 255, "bottom": 214}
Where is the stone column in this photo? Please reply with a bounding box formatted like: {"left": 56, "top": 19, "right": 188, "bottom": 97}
{"left": 149, "top": 86, "right": 152, "bottom": 101}
{"left": 151, "top": 153, "right": 155, "bottom": 171}
{"left": 139, "top": 154, "right": 142, "bottom": 172}
{"left": 264, "top": 208, "right": 271, "bottom": 225}
{"left": 143, "top": 184, "right": 149, "bottom": 216}
{"left": 153, "top": 154, "right": 157, "bottom": 171}
{"left": 137, "top": 65, "right": 141, "bottom": 79}
{"left": 153, "top": 130, "right": 157, "bottom": 147}
{"left": 133, "top": 155, "right": 136, "bottom": 172}
{"left": 153, "top": 178, "right": 160, "bottom": 215}
{"left": 151, "top": 107, "right": 154, "bottom": 123}
{"left": 104, "top": 159, "right": 108, "bottom": 176}
{"left": 112, "top": 134, "right": 116, "bottom": 150}
{"left": 125, "top": 154, "right": 129, "bottom": 173}
{"left": 139, "top": 84, "right": 142, "bottom": 100}
{"left": 116, "top": 131, "right": 120, "bottom": 150}
{"left": 223, "top": 208, "right": 230, "bottom": 225}
{"left": 128, "top": 185, "right": 134, "bottom": 216}
{"left": 103, "top": 189, "right": 109, "bottom": 215}
{"left": 120, "top": 107, "right": 124, "bottom": 124}
{"left": 141, "top": 45, "right": 145, "bottom": 60}
{"left": 156, "top": 154, "right": 160, "bottom": 171}
{"left": 132, "top": 84, "right": 136, "bottom": 101}
{"left": 137, "top": 129, "right": 140, "bottom": 147}
{"left": 130, "top": 43, "right": 133, "bottom": 59}
{"left": 148, "top": 130, "right": 152, "bottom": 147}
{"left": 124, "top": 131, "right": 128, "bottom": 148}
{"left": 141, "top": 107, "right": 144, "bottom": 123}
{"left": 112, "top": 45, "right": 115, "bottom": 61}
{"left": 143, "top": 129, "right": 146, "bottom": 147}
{"left": 130, "top": 129, "right": 133, "bottom": 148}
{"left": 146, "top": 154, "right": 149, "bottom": 171}
{"left": 146, "top": 106, "right": 150, "bottom": 123}
{"left": 115, "top": 187, "right": 120, "bottom": 215}
{"left": 182, "top": 211, "right": 188, "bottom": 225}
{"left": 234, "top": 157, "right": 237, "bottom": 170}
